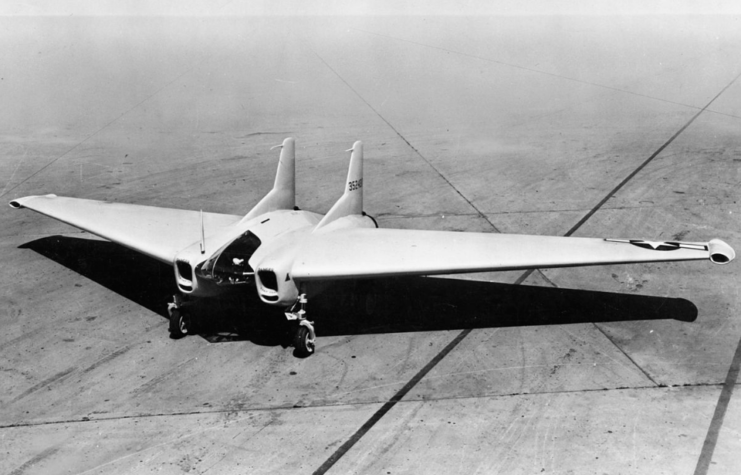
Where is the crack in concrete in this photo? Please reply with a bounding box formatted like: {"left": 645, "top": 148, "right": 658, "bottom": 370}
{"left": 1, "top": 381, "right": 729, "bottom": 431}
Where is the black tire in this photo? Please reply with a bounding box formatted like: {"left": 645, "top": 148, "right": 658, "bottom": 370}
{"left": 169, "top": 308, "right": 190, "bottom": 339}
{"left": 293, "top": 326, "right": 315, "bottom": 356}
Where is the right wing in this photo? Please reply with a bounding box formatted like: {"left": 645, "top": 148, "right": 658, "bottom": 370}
{"left": 290, "top": 228, "right": 735, "bottom": 281}
{"left": 10, "top": 194, "right": 241, "bottom": 263}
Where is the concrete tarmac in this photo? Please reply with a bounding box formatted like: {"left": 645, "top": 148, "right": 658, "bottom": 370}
{"left": 1, "top": 14, "right": 739, "bottom": 474}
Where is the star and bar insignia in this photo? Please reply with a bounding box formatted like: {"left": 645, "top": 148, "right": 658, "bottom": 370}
{"left": 604, "top": 239, "right": 708, "bottom": 252}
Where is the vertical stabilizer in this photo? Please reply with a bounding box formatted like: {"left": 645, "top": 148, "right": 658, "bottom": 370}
{"left": 314, "top": 141, "right": 364, "bottom": 231}
{"left": 241, "top": 137, "right": 296, "bottom": 222}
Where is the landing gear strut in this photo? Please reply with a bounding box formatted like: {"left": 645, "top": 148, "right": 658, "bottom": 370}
{"left": 285, "top": 294, "right": 315, "bottom": 356}
{"left": 168, "top": 294, "right": 192, "bottom": 339}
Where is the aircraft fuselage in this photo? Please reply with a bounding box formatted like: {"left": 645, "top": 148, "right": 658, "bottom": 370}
{"left": 172, "top": 209, "right": 377, "bottom": 306}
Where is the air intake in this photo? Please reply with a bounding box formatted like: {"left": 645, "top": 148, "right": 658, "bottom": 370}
{"left": 176, "top": 260, "right": 193, "bottom": 281}
{"left": 258, "top": 270, "right": 278, "bottom": 291}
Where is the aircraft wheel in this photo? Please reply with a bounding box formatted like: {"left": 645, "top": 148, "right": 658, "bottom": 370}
{"left": 169, "top": 308, "right": 191, "bottom": 339}
{"left": 293, "top": 326, "right": 315, "bottom": 356}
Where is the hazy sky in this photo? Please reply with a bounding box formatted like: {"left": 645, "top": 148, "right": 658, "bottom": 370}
{"left": 2, "top": 0, "right": 741, "bottom": 16}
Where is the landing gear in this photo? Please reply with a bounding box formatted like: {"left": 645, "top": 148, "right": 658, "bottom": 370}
{"left": 168, "top": 294, "right": 192, "bottom": 339}
{"left": 285, "top": 294, "right": 315, "bottom": 356}
{"left": 293, "top": 325, "right": 315, "bottom": 356}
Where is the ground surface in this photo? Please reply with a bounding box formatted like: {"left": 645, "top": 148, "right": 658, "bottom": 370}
{"left": 1, "top": 14, "right": 739, "bottom": 475}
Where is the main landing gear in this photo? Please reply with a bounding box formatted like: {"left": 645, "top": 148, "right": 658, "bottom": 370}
{"left": 285, "top": 294, "right": 315, "bottom": 356}
{"left": 168, "top": 294, "right": 192, "bottom": 339}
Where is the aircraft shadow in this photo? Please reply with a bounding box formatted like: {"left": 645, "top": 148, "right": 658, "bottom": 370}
{"left": 21, "top": 236, "right": 698, "bottom": 347}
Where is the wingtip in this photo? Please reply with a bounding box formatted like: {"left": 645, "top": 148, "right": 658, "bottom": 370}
{"left": 345, "top": 140, "right": 363, "bottom": 153}
{"left": 9, "top": 194, "right": 57, "bottom": 209}
{"left": 708, "top": 239, "right": 735, "bottom": 264}
{"left": 271, "top": 137, "right": 295, "bottom": 150}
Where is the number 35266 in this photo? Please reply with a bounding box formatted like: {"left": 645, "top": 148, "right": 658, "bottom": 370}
{"left": 348, "top": 179, "right": 363, "bottom": 191}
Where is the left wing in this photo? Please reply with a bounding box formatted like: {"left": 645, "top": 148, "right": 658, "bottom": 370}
{"left": 10, "top": 195, "right": 241, "bottom": 263}
{"left": 291, "top": 228, "right": 734, "bottom": 281}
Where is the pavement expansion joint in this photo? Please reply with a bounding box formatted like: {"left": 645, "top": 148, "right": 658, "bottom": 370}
{"left": 0, "top": 68, "right": 196, "bottom": 200}
{"left": 694, "top": 332, "right": 741, "bottom": 475}
{"left": 307, "top": 54, "right": 741, "bottom": 475}
{"left": 375, "top": 212, "right": 481, "bottom": 219}
{"left": 311, "top": 47, "right": 502, "bottom": 235}
{"left": 504, "top": 276, "right": 656, "bottom": 388}
{"left": 534, "top": 269, "right": 559, "bottom": 288}
{"left": 591, "top": 322, "right": 660, "bottom": 386}
{"left": 480, "top": 202, "right": 709, "bottom": 216}
{"left": 0, "top": 381, "right": 729, "bottom": 432}
{"left": 353, "top": 27, "right": 741, "bottom": 122}
{"left": 564, "top": 69, "right": 741, "bottom": 239}
{"left": 4, "top": 24, "right": 739, "bottom": 475}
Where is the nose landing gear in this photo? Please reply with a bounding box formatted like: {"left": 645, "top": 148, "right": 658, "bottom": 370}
{"left": 285, "top": 294, "right": 315, "bottom": 356}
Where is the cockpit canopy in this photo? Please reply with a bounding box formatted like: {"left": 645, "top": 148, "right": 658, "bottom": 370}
{"left": 195, "top": 231, "right": 261, "bottom": 285}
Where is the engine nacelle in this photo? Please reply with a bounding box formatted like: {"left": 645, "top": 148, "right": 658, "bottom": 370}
{"left": 708, "top": 239, "right": 735, "bottom": 265}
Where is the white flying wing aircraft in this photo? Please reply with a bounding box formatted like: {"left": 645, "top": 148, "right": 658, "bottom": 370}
{"left": 10, "top": 138, "right": 735, "bottom": 355}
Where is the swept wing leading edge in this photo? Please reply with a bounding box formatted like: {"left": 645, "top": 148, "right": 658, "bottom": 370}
{"left": 290, "top": 228, "right": 734, "bottom": 281}
{"left": 10, "top": 195, "right": 241, "bottom": 263}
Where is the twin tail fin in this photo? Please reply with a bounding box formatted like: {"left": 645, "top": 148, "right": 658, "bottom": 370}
{"left": 313, "top": 141, "right": 364, "bottom": 231}
{"left": 241, "top": 138, "right": 365, "bottom": 231}
{"left": 241, "top": 137, "right": 296, "bottom": 222}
